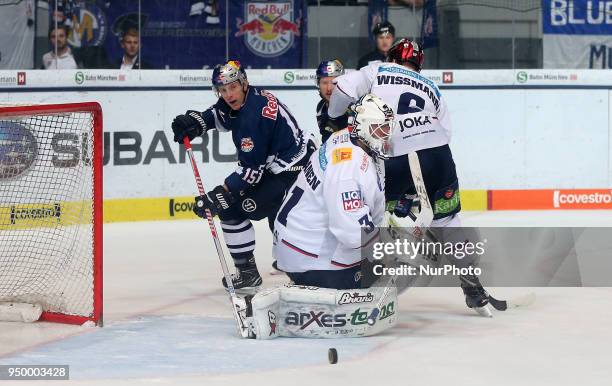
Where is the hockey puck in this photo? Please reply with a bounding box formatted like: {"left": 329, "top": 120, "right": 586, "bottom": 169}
{"left": 328, "top": 348, "right": 338, "bottom": 364}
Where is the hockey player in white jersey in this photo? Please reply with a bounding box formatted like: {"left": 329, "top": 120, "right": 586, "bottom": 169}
{"left": 273, "top": 93, "right": 391, "bottom": 290}
{"left": 328, "top": 39, "right": 496, "bottom": 316}
{"left": 230, "top": 94, "right": 399, "bottom": 339}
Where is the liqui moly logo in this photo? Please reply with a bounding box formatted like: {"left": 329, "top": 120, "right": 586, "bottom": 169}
{"left": 235, "top": 1, "right": 300, "bottom": 57}
{"left": 341, "top": 190, "right": 362, "bottom": 211}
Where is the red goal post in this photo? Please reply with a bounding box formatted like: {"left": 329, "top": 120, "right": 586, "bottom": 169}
{"left": 0, "top": 102, "right": 103, "bottom": 326}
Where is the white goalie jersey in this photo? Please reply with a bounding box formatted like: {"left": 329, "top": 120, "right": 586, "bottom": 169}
{"left": 329, "top": 62, "right": 452, "bottom": 155}
{"left": 273, "top": 129, "right": 385, "bottom": 273}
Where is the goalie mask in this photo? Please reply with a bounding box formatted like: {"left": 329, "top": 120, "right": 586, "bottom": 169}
{"left": 349, "top": 94, "right": 395, "bottom": 160}
{"left": 212, "top": 60, "right": 248, "bottom": 93}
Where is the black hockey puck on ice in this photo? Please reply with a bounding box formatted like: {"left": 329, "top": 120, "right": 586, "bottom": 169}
{"left": 328, "top": 348, "right": 338, "bottom": 364}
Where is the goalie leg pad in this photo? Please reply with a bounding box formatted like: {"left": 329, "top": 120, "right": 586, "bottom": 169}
{"left": 249, "top": 285, "right": 397, "bottom": 339}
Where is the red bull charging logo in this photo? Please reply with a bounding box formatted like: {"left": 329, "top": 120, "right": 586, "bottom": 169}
{"left": 235, "top": 1, "right": 300, "bottom": 57}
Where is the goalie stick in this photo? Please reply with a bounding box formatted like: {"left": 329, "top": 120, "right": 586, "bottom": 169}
{"left": 368, "top": 152, "right": 535, "bottom": 325}
{"left": 183, "top": 137, "right": 252, "bottom": 338}
{"left": 369, "top": 152, "right": 433, "bottom": 326}
{"left": 411, "top": 215, "right": 537, "bottom": 312}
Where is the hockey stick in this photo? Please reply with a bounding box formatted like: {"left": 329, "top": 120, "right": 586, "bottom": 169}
{"left": 183, "top": 137, "right": 250, "bottom": 338}
{"left": 408, "top": 151, "right": 535, "bottom": 310}
{"left": 368, "top": 152, "right": 434, "bottom": 326}
{"left": 412, "top": 215, "right": 536, "bottom": 312}
{"left": 369, "top": 152, "right": 534, "bottom": 324}
{"left": 367, "top": 276, "right": 395, "bottom": 326}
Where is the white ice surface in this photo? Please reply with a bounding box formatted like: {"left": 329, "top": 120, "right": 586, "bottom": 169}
{"left": 1, "top": 211, "right": 611, "bottom": 386}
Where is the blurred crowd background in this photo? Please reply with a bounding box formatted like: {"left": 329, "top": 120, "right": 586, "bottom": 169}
{"left": 0, "top": 0, "right": 609, "bottom": 71}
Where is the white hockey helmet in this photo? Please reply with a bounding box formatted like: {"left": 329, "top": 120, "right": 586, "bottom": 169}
{"left": 349, "top": 94, "right": 394, "bottom": 160}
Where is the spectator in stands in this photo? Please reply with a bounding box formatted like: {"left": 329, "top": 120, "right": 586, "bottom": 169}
{"left": 357, "top": 21, "right": 395, "bottom": 69}
{"left": 42, "top": 25, "right": 78, "bottom": 69}
{"left": 117, "top": 28, "right": 151, "bottom": 69}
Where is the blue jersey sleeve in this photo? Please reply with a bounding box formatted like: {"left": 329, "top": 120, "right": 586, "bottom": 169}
{"left": 192, "top": 98, "right": 230, "bottom": 132}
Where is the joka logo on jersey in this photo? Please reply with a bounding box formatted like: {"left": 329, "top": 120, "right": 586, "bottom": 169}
{"left": 398, "top": 115, "right": 435, "bottom": 132}
{"left": 240, "top": 137, "right": 254, "bottom": 152}
{"left": 341, "top": 190, "right": 363, "bottom": 211}
{"left": 235, "top": 1, "right": 300, "bottom": 58}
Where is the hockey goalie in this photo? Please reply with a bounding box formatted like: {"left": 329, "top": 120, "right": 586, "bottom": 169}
{"left": 230, "top": 94, "right": 398, "bottom": 339}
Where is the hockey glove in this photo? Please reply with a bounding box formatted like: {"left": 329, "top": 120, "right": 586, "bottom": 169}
{"left": 393, "top": 193, "right": 420, "bottom": 218}
{"left": 172, "top": 110, "right": 208, "bottom": 143}
{"left": 193, "top": 185, "right": 235, "bottom": 218}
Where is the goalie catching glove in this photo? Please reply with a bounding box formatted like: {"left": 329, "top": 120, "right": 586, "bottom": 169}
{"left": 193, "top": 185, "right": 235, "bottom": 218}
{"left": 171, "top": 109, "right": 210, "bottom": 143}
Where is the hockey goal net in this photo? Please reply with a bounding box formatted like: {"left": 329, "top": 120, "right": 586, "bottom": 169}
{"left": 0, "top": 102, "right": 103, "bottom": 325}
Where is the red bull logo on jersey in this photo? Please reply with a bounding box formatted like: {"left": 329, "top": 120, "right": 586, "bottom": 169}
{"left": 341, "top": 191, "right": 363, "bottom": 211}
{"left": 241, "top": 137, "right": 254, "bottom": 152}
{"left": 235, "top": 1, "right": 300, "bottom": 57}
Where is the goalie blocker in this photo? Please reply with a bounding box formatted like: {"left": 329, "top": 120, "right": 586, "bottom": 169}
{"left": 237, "top": 283, "right": 397, "bottom": 339}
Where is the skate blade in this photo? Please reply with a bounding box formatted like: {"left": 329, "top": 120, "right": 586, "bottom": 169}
{"left": 473, "top": 305, "right": 493, "bottom": 318}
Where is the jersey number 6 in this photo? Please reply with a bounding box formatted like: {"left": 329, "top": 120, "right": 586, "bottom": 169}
{"left": 397, "top": 92, "right": 426, "bottom": 114}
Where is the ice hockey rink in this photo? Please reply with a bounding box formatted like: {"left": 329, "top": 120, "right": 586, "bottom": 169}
{"left": 1, "top": 210, "right": 611, "bottom": 386}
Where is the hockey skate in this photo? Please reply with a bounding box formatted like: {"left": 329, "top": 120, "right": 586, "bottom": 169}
{"left": 222, "top": 257, "right": 262, "bottom": 294}
{"left": 460, "top": 274, "right": 493, "bottom": 318}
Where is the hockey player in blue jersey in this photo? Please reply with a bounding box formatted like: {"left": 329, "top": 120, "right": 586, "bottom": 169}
{"left": 315, "top": 59, "right": 345, "bottom": 143}
{"left": 171, "top": 60, "right": 312, "bottom": 291}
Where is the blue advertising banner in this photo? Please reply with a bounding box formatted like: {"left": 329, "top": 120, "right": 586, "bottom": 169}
{"left": 229, "top": 0, "right": 307, "bottom": 68}
{"left": 50, "top": 0, "right": 306, "bottom": 69}
{"left": 420, "top": 0, "right": 438, "bottom": 49}
{"left": 542, "top": 0, "right": 612, "bottom": 68}
{"left": 367, "top": 0, "right": 388, "bottom": 41}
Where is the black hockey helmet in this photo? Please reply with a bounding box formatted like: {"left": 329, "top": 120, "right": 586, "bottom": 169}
{"left": 372, "top": 21, "right": 395, "bottom": 37}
